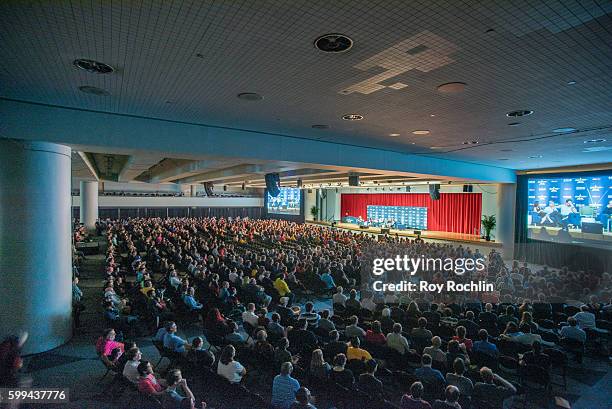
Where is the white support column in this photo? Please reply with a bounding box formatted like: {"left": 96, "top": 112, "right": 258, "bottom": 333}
{"left": 304, "top": 188, "right": 317, "bottom": 221}
{"left": 80, "top": 180, "right": 99, "bottom": 230}
{"left": 497, "top": 183, "right": 517, "bottom": 260}
{"left": 0, "top": 140, "right": 73, "bottom": 354}
{"left": 190, "top": 184, "right": 197, "bottom": 197}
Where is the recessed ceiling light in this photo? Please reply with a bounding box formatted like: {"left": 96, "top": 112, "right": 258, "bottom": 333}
{"left": 430, "top": 146, "right": 444, "bottom": 149}
{"left": 528, "top": 155, "right": 543, "bottom": 159}
{"left": 78, "top": 85, "right": 110, "bottom": 96}
{"left": 508, "top": 122, "right": 520, "bottom": 126}
{"left": 553, "top": 127, "right": 577, "bottom": 133}
{"left": 429, "top": 114, "right": 436, "bottom": 117}
{"left": 462, "top": 140, "right": 479, "bottom": 145}
{"left": 342, "top": 114, "right": 363, "bottom": 121}
{"left": 506, "top": 109, "right": 533, "bottom": 117}
{"left": 314, "top": 34, "right": 353, "bottom": 53}
{"left": 410, "top": 142, "right": 416, "bottom": 145}
{"left": 412, "top": 130, "right": 430, "bottom": 135}
{"left": 437, "top": 82, "right": 467, "bottom": 94}
{"left": 73, "top": 59, "right": 114, "bottom": 74}
{"left": 312, "top": 124, "right": 329, "bottom": 129}
{"left": 584, "top": 138, "right": 606, "bottom": 143}
{"left": 389, "top": 133, "right": 400, "bottom": 137}
{"left": 237, "top": 92, "right": 263, "bottom": 101}
{"left": 567, "top": 80, "right": 577, "bottom": 85}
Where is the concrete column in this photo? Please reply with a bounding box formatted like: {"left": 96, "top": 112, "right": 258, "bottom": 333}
{"left": 190, "top": 184, "right": 197, "bottom": 197}
{"left": 80, "top": 180, "right": 98, "bottom": 230}
{"left": 497, "top": 183, "right": 517, "bottom": 260}
{"left": 0, "top": 140, "right": 73, "bottom": 354}
{"left": 304, "top": 188, "right": 317, "bottom": 221}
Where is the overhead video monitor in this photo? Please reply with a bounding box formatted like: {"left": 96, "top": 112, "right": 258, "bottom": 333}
{"left": 527, "top": 173, "right": 611, "bottom": 249}
{"left": 266, "top": 187, "right": 301, "bottom": 215}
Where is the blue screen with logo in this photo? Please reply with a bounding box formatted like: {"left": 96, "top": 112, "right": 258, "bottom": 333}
{"left": 267, "top": 187, "right": 301, "bottom": 215}
{"left": 527, "top": 174, "right": 612, "bottom": 247}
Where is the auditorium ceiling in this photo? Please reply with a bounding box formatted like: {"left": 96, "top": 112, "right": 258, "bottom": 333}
{"left": 2, "top": 0, "right": 612, "bottom": 173}
{"left": 70, "top": 149, "right": 453, "bottom": 187}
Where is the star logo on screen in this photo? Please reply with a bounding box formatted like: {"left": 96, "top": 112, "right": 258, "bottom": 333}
{"left": 590, "top": 185, "right": 602, "bottom": 191}
{"left": 549, "top": 187, "right": 560, "bottom": 193}
{"left": 575, "top": 194, "right": 586, "bottom": 200}
{"left": 575, "top": 178, "right": 586, "bottom": 184}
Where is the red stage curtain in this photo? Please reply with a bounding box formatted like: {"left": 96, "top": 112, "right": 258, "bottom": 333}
{"left": 340, "top": 193, "right": 482, "bottom": 235}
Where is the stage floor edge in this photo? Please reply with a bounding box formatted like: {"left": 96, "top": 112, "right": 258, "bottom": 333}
{"left": 308, "top": 221, "right": 503, "bottom": 248}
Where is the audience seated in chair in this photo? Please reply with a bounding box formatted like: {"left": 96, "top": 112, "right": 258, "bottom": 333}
{"left": 423, "top": 336, "right": 446, "bottom": 369}
{"left": 309, "top": 348, "right": 330, "bottom": 381}
{"left": 272, "top": 361, "right": 301, "bottom": 409}
{"left": 346, "top": 337, "right": 372, "bottom": 362}
{"left": 445, "top": 358, "right": 473, "bottom": 400}
{"left": 217, "top": 345, "right": 246, "bottom": 384}
{"left": 330, "top": 353, "right": 354, "bottom": 389}
{"left": 289, "top": 387, "right": 317, "bottom": 409}
{"left": 432, "top": 385, "right": 461, "bottom": 409}
{"left": 401, "top": 381, "right": 431, "bottom": 409}
{"left": 472, "top": 366, "right": 516, "bottom": 409}
{"left": 357, "top": 359, "right": 384, "bottom": 401}
{"left": 472, "top": 329, "right": 498, "bottom": 358}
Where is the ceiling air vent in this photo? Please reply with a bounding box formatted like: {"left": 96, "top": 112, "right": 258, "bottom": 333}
{"left": 73, "top": 59, "right": 114, "bottom": 74}
{"left": 78, "top": 85, "right": 110, "bottom": 96}
{"left": 314, "top": 34, "right": 353, "bottom": 53}
{"left": 506, "top": 109, "right": 533, "bottom": 118}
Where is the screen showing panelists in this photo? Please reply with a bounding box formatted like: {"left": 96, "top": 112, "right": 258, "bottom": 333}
{"left": 527, "top": 173, "right": 612, "bottom": 247}
{"left": 266, "top": 187, "right": 301, "bottom": 215}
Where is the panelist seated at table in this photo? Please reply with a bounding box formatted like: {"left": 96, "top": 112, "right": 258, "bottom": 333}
{"left": 598, "top": 200, "right": 612, "bottom": 229}
{"left": 541, "top": 200, "right": 563, "bottom": 226}
{"left": 560, "top": 199, "right": 581, "bottom": 231}
{"left": 530, "top": 201, "right": 546, "bottom": 225}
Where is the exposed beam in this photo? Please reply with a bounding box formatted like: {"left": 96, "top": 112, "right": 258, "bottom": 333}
{"left": 175, "top": 164, "right": 296, "bottom": 184}
{"left": 0, "top": 99, "right": 517, "bottom": 183}
{"left": 117, "top": 155, "right": 135, "bottom": 182}
{"left": 77, "top": 151, "right": 100, "bottom": 180}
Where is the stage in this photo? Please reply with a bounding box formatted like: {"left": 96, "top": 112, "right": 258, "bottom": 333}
{"left": 309, "top": 221, "right": 503, "bottom": 248}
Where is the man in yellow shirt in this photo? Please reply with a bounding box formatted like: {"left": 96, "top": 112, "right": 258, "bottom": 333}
{"left": 274, "top": 274, "right": 294, "bottom": 306}
{"left": 346, "top": 337, "right": 372, "bottom": 362}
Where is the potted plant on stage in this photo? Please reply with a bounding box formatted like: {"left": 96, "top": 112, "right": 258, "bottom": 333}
{"left": 481, "top": 215, "right": 496, "bottom": 241}
{"left": 310, "top": 206, "right": 319, "bottom": 221}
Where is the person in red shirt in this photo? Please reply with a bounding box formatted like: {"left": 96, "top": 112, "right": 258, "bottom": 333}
{"left": 452, "top": 326, "right": 473, "bottom": 352}
{"left": 365, "top": 321, "right": 387, "bottom": 345}
{"left": 137, "top": 360, "right": 165, "bottom": 395}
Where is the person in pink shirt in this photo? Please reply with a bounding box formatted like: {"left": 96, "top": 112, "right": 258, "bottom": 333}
{"left": 95, "top": 328, "right": 124, "bottom": 359}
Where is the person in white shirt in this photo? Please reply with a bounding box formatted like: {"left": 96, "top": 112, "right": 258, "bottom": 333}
{"left": 360, "top": 292, "right": 377, "bottom": 312}
{"left": 122, "top": 347, "right": 142, "bottom": 383}
{"left": 386, "top": 323, "right": 411, "bottom": 355}
{"left": 572, "top": 305, "right": 597, "bottom": 329}
{"left": 242, "top": 303, "right": 259, "bottom": 327}
{"left": 560, "top": 317, "right": 586, "bottom": 343}
{"left": 217, "top": 345, "right": 246, "bottom": 384}
{"left": 169, "top": 270, "right": 182, "bottom": 290}
{"left": 502, "top": 324, "right": 554, "bottom": 347}
{"left": 333, "top": 286, "right": 347, "bottom": 307}
{"left": 423, "top": 336, "right": 447, "bottom": 365}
